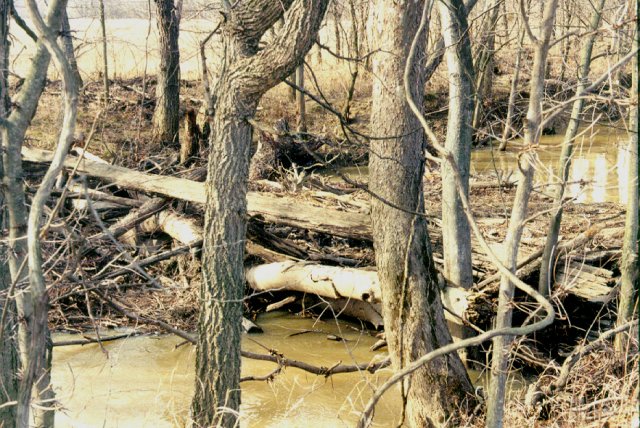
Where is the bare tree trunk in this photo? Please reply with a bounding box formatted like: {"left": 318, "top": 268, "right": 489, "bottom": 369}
{"left": 153, "top": 0, "right": 181, "bottom": 148}
{"left": 423, "top": 0, "right": 479, "bottom": 84}
{"left": 471, "top": 0, "right": 501, "bottom": 130}
{"left": 438, "top": 0, "right": 474, "bottom": 291}
{"left": 60, "top": 9, "right": 83, "bottom": 88}
{"left": 538, "top": 0, "right": 605, "bottom": 297}
{"left": 0, "top": 2, "right": 19, "bottom": 425}
{"left": 615, "top": 17, "right": 638, "bottom": 353}
{"left": 191, "top": 2, "right": 328, "bottom": 427}
{"left": 295, "top": 63, "right": 306, "bottom": 132}
{"left": 369, "top": 1, "right": 474, "bottom": 426}
{"left": 99, "top": 0, "right": 109, "bottom": 103}
{"left": 486, "top": 0, "right": 559, "bottom": 425}
{"left": 20, "top": 1, "right": 79, "bottom": 425}
{"left": 1, "top": 2, "right": 64, "bottom": 426}
{"left": 499, "top": 28, "right": 525, "bottom": 151}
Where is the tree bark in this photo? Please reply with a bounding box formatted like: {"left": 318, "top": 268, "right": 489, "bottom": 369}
{"left": 369, "top": 1, "right": 473, "bottom": 426}
{"left": 615, "top": 16, "right": 638, "bottom": 353}
{"left": 0, "top": 2, "right": 19, "bottom": 425}
{"left": 98, "top": 0, "right": 109, "bottom": 103}
{"left": 152, "top": 0, "right": 181, "bottom": 148}
{"left": 60, "top": 9, "right": 83, "bottom": 88}
{"left": 486, "top": 1, "right": 559, "bottom": 426}
{"left": 191, "top": 2, "right": 328, "bottom": 427}
{"left": 1, "top": 2, "right": 65, "bottom": 426}
{"left": 471, "top": 0, "right": 500, "bottom": 130}
{"left": 538, "top": 0, "right": 605, "bottom": 296}
{"left": 20, "top": 1, "right": 77, "bottom": 425}
{"left": 423, "top": 0, "right": 478, "bottom": 84}
{"left": 438, "top": 0, "right": 474, "bottom": 291}
{"left": 499, "top": 28, "right": 525, "bottom": 151}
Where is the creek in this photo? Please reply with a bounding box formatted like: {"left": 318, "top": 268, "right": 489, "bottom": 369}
{"left": 326, "top": 126, "right": 630, "bottom": 204}
{"left": 52, "top": 311, "right": 528, "bottom": 427}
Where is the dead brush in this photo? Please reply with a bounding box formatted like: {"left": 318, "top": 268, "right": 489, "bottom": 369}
{"left": 504, "top": 347, "right": 639, "bottom": 427}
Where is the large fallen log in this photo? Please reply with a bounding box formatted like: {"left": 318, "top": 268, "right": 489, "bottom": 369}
{"left": 22, "top": 147, "right": 370, "bottom": 240}
{"left": 245, "top": 261, "right": 469, "bottom": 323}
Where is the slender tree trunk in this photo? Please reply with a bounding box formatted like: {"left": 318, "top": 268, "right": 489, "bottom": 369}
{"left": 0, "top": 2, "right": 19, "bottom": 425}
{"left": 486, "top": 1, "right": 559, "bottom": 426}
{"left": 438, "top": 0, "right": 474, "bottom": 291}
{"left": 21, "top": 1, "right": 79, "bottom": 425}
{"left": 191, "top": 2, "right": 328, "bottom": 426}
{"left": 99, "top": 0, "right": 109, "bottom": 103}
{"left": 538, "top": 0, "right": 605, "bottom": 296}
{"left": 152, "top": 0, "right": 181, "bottom": 148}
{"left": 369, "top": 1, "right": 474, "bottom": 426}
{"left": 471, "top": 0, "right": 501, "bottom": 130}
{"left": 295, "top": 64, "right": 306, "bottom": 132}
{"left": 60, "top": 9, "right": 83, "bottom": 88}
{"left": 1, "top": 4, "right": 64, "bottom": 427}
{"left": 423, "top": 0, "right": 478, "bottom": 84}
{"left": 615, "top": 17, "right": 638, "bottom": 353}
{"left": 499, "top": 28, "right": 525, "bottom": 151}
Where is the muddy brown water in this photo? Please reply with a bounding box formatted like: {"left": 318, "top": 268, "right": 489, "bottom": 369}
{"left": 326, "top": 126, "right": 630, "bottom": 204}
{"left": 52, "top": 312, "right": 527, "bottom": 427}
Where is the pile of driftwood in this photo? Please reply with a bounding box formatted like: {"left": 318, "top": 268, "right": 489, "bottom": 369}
{"left": 23, "top": 144, "right": 623, "bottom": 344}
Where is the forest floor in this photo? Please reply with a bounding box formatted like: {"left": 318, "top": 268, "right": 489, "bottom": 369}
{"left": 20, "top": 75, "right": 638, "bottom": 427}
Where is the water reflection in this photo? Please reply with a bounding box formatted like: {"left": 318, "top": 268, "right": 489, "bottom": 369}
{"left": 471, "top": 127, "right": 628, "bottom": 204}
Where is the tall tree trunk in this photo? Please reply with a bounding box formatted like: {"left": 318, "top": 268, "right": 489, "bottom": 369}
{"left": 152, "top": 0, "right": 181, "bottom": 148}
{"left": 0, "top": 2, "right": 19, "bottom": 425}
{"left": 486, "top": 0, "right": 559, "bottom": 426}
{"left": 538, "top": 0, "right": 605, "bottom": 296}
{"left": 191, "top": 2, "right": 328, "bottom": 427}
{"left": 99, "top": 0, "right": 109, "bottom": 103}
{"left": 21, "top": 0, "right": 80, "bottom": 423}
{"left": 437, "top": 0, "right": 475, "bottom": 356}
{"left": 369, "top": 1, "right": 474, "bottom": 426}
{"left": 438, "top": 0, "right": 474, "bottom": 290}
{"left": 615, "top": 15, "right": 638, "bottom": 353}
{"left": 60, "top": 9, "right": 83, "bottom": 88}
{"left": 423, "top": 0, "right": 478, "bottom": 84}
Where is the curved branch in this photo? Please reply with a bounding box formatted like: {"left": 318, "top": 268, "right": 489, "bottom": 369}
{"left": 20, "top": 0, "right": 78, "bottom": 425}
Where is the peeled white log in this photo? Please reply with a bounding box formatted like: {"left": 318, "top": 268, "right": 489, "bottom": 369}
{"left": 246, "top": 261, "right": 381, "bottom": 303}
{"left": 245, "top": 262, "right": 469, "bottom": 322}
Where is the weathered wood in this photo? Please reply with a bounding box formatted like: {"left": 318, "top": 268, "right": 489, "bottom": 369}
{"left": 245, "top": 262, "right": 469, "bottom": 321}
{"left": 23, "top": 147, "right": 617, "bottom": 300}
{"left": 246, "top": 261, "right": 381, "bottom": 303}
{"left": 22, "top": 147, "right": 371, "bottom": 240}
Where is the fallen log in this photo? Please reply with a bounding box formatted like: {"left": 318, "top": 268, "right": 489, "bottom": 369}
{"left": 23, "top": 146, "right": 618, "bottom": 301}
{"left": 245, "top": 262, "right": 469, "bottom": 323}
{"left": 23, "top": 146, "right": 371, "bottom": 240}
{"left": 246, "top": 262, "right": 381, "bottom": 303}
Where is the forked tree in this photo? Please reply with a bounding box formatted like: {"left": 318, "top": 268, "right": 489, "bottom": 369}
{"left": 192, "top": 1, "right": 328, "bottom": 427}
